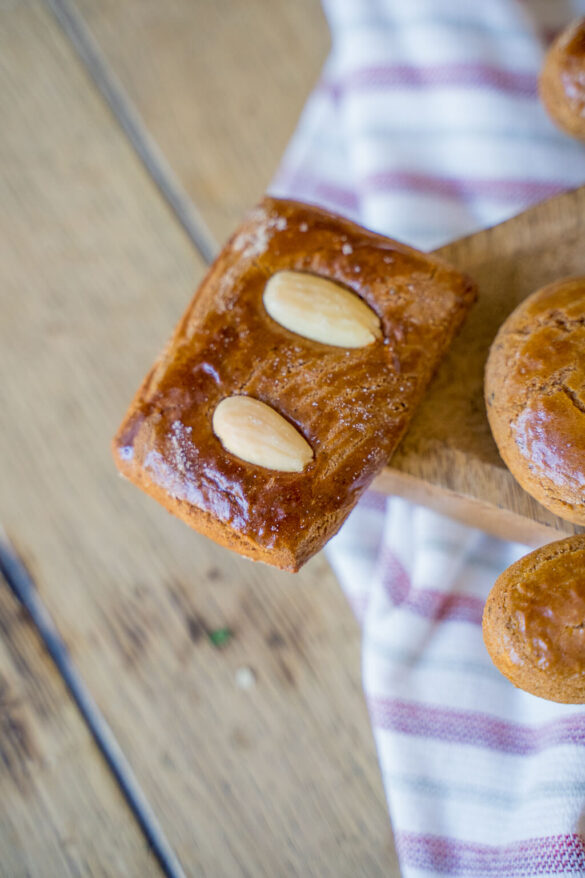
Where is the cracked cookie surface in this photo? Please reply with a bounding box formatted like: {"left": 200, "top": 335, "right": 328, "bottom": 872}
{"left": 485, "top": 277, "right": 585, "bottom": 524}
{"left": 483, "top": 535, "right": 585, "bottom": 702}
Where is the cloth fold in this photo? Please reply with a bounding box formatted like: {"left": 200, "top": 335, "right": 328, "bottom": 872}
{"left": 271, "top": 1, "right": 585, "bottom": 875}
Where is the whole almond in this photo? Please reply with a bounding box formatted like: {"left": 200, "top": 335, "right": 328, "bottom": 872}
{"left": 212, "top": 396, "right": 313, "bottom": 473}
{"left": 263, "top": 270, "right": 382, "bottom": 347}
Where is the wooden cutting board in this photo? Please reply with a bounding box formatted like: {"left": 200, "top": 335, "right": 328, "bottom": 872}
{"left": 374, "top": 184, "right": 585, "bottom": 547}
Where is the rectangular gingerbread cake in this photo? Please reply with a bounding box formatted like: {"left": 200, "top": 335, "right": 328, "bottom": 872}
{"left": 113, "top": 197, "right": 476, "bottom": 571}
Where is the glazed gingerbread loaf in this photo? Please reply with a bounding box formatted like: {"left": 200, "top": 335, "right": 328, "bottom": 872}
{"left": 485, "top": 277, "right": 585, "bottom": 525}
{"left": 483, "top": 535, "right": 585, "bottom": 703}
{"left": 113, "top": 197, "right": 476, "bottom": 570}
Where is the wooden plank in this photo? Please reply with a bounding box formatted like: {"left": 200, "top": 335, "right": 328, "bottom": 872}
{"left": 73, "top": 0, "right": 330, "bottom": 243}
{"left": 0, "top": 2, "right": 397, "bottom": 875}
{"left": 382, "top": 185, "right": 585, "bottom": 546}
{"left": 0, "top": 571, "right": 158, "bottom": 877}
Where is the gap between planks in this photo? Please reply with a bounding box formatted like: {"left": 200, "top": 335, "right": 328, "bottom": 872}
{"left": 0, "top": 530, "right": 187, "bottom": 878}
{"left": 45, "top": 0, "right": 219, "bottom": 267}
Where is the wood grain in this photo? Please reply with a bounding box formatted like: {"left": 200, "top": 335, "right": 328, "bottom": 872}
{"left": 0, "top": 573, "right": 157, "bottom": 877}
{"left": 72, "top": 0, "right": 330, "bottom": 244}
{"left": 0, "top": 2, "right": 396, "bottom": 875}
{"left": 381, "top": 185, "right": 585, "bottom": 546}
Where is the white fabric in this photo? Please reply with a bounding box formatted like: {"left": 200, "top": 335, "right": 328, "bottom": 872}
{"left": 270, "top": 2, "right": 585, "bottom": 875}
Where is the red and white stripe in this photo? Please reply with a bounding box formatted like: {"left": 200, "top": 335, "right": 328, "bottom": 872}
{"left": 272, "top": 1, "right": 585, "bottom": 873}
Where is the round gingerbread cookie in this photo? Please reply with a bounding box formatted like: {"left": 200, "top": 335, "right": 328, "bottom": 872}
{"left": 485, "top": 276, "right": 585, "bottom": 525}
{"left": 483, "top": 535, "right": 585, "bottom": 703}
{"left": 540, "top": 17, "right": 585, "bottom": 141}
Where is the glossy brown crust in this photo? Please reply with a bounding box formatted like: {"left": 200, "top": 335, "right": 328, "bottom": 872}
{"left": 113, "top": 197, "right": 476, "bottom": 571}
{"left": 485, "top": 277, "right": 585, "bottom": 525}
{"left": 483, "top": 535, "right": 585, "bottom": 703}
{"left": 539, "top": 17, "right": 585, "bottom": 141}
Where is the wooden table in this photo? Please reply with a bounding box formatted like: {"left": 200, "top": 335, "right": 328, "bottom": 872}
{"left": 0, "top": 1, "right": 400, "bottom": 875}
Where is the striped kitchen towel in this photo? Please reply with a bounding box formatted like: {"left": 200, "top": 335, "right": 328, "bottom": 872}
{"left": 271, "top": 1, "right": 585, "bottom": 876}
